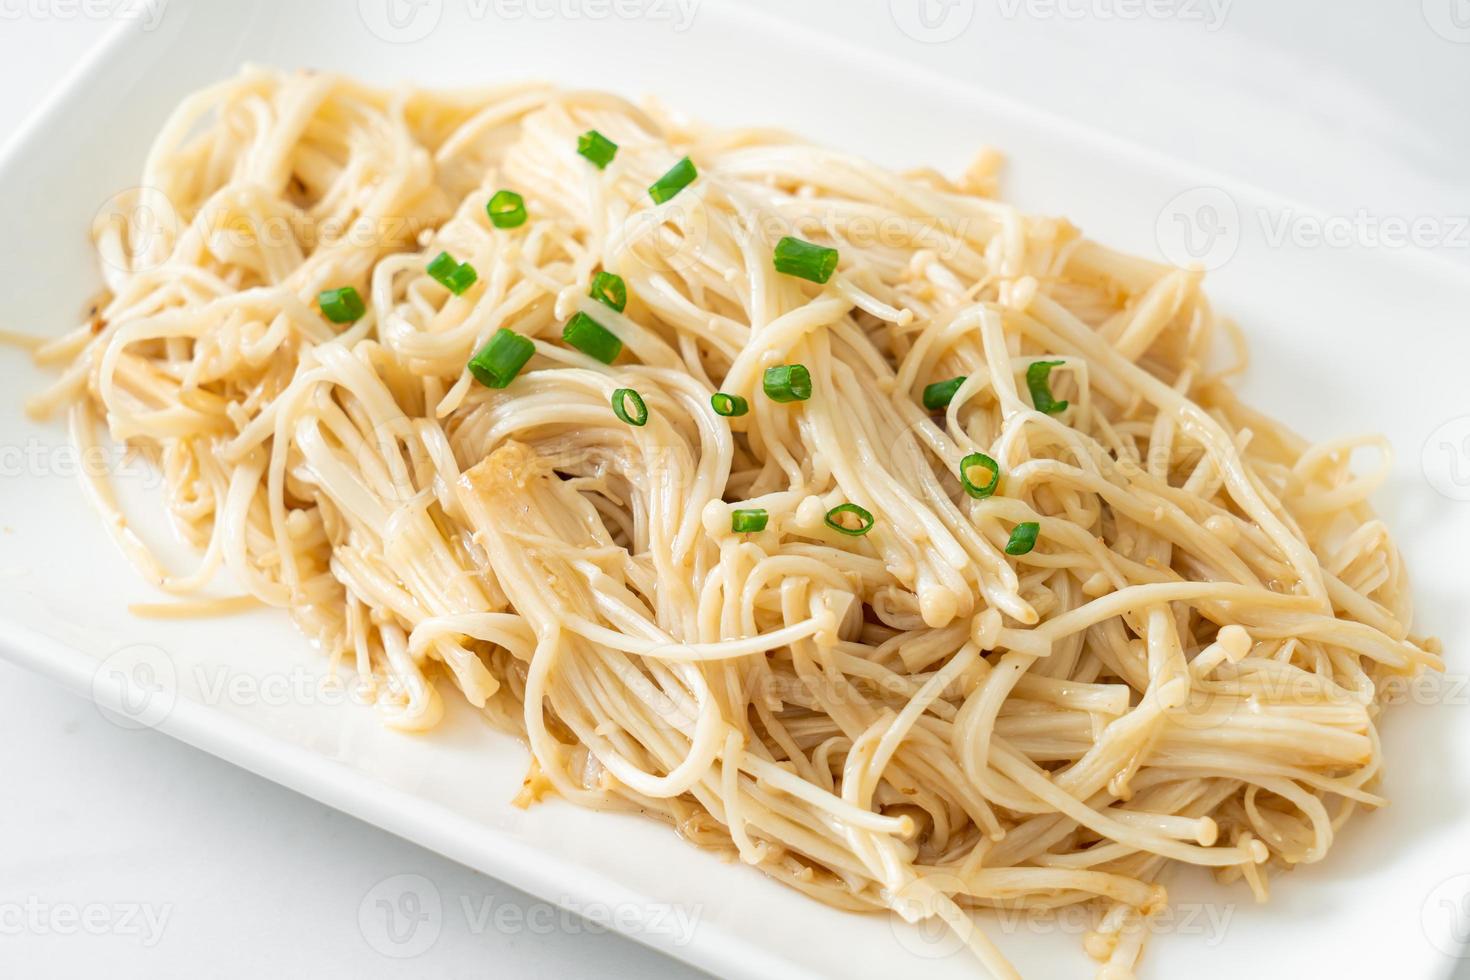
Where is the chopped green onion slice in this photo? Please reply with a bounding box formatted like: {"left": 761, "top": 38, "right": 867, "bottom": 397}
{"left": 824, "top": 503, "right": 875, "bottom": 537}
{"left": 590, "top": 271, "right": 627, "bottom": 313}
{"left": 763, "top": 364, "right": 812, "bottom": 403}
{"left": 959, "top": 452, "right": 1001, "bottom": 499}
{"left": 1026, "top": 360, "right": 1069, "bottom": 415}
{"left": 577, "top": 130, "right": 618, "bottom": 169}
{"left": 428, "top": 251, "right": 478, "bottom": 295}
{"left": 1005, "top": 521, "right": 1040, "bottom": 555}
{"left": 468, "top": 328, "right": 535, "bottom": 389}
{"left": 487, "top": 190, "right": 527, "bottom": 229}
{"left": 612, "top": 387, "right": 648, "bottom": 426}
{"left": 648, "top": 156, "right": 697, "bottom": 204}
{"left": 731, "top": 508, "right": 768, "bottom": 533}
{"left": 562, "top": 311, "right": 622, "bottom": 364}
{"left": 427, "top": 251, "right": 457, "bottom": 283}
{"left": 773, "top": 236, "right": 839, "bottom": 284}
{"left": 444, "top": 263, "right": 478, "bottom": 293}
{"left": 317, "top": 286, "right": 365, "bottom": 324}
{"left": 923, "top": 376, "right": 967, "bottom": 412}
{"left": 711, "top": 392, "right": 749, "bottom": 417}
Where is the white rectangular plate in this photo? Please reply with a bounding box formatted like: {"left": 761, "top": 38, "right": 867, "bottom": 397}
{"left": 2, "top": 2, "right": 1469, "bottom": 977}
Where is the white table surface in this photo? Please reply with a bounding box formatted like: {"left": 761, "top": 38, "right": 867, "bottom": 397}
{"left": 1, "top": 4, "right": 1465, "bottom": 979}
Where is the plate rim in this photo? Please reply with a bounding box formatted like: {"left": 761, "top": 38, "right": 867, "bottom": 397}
{"left": 1, "top": 3, "right": 1466, "bottom": 978}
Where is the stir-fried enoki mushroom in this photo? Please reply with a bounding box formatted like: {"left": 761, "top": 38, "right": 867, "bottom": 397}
{"left": 29, "top": 66, "right": 1440, "bottom": 979}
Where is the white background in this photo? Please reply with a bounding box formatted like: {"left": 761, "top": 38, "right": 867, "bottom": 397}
{"left": 0, "top": 2, "right": 1466, "bottom": 978}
